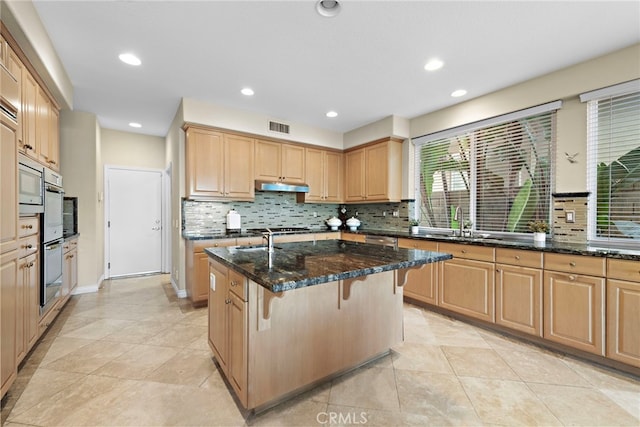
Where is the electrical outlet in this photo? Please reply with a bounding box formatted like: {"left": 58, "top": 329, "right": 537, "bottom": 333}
{"left": 313, "top": 212, "right": 318, "bottom": 217}
{"left": 382, "top": 211, "right": 386, "bottom": 217}
{"left": 392, "top": 211, "right": 399, "bottom": 217}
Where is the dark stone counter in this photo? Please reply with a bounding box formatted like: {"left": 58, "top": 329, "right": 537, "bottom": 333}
{"left": 346, "top": 229, "right": 640, "bottom": 261}
{"left": 183, "top": 229, "right": 337, "bottom": 241}
{"left": 205, "top": 240, "right": 452, "bottom": 293}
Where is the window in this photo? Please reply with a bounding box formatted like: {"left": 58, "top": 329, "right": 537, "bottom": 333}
{"left": 413, "top": 102, "right": 559, "bottom": 235}
{"left": 582, "top": 80, "right": 640, "bottom": 244}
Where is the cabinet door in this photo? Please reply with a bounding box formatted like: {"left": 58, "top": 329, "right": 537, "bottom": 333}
{"left": 1, "top": 113, "right": 18, "bottom": 255}
{"left": 607, "top": 279, "right": 640, "bottom": 368}
{"left": 1, "top": 250, "right": 18, "bottom": 398}
{"left": 324, "top": 151, "right": 343, "bottom": 202}
{"left": 35, "top": 87, "right": 50, "bottom": 165}
{"left": 70, "top": 248, "right": 78, "bottom": 292}
{"left": 344, "top": 148, "right": 365, "bottom": 201}
{"left": 16, "top": 256, "right": 27, "bottom": 364}
{"left": 364, "top": 143, "right": 389, "bottom": 200}
{"left": 7, "top": 47, "right": 23, "bottom": 144}
{"left": 224, "top": 134, "right": 254, "bottom": 200}
{"left": 543, "top": 271, "right": 604, "bottom": 355}
{"left": 281, "top": 144, "right": 305, "bottom": 183}
{"left": 208, "top": 261, "right": 228, "bottom": 372}
{"left": 21, "top": 70, "right": 37, "bottom": 158}
{"left": 398, "top": 239, "right": 438, "bottom": 305}
{"left": 495, "top": 264, "right": 542, "bottom": 337}
{"left": 48, "top": 107, "right": 59, "bottom": 170}
{"left": 304, "top": 148, "right": 324, "bottom": 202}
{"left": 186, "top": 129, "right": 224, "bottom": 198}
{"left": 26, "top": 251, "right": 40, "bottom": 349}
{"left": 228, "top": 292, "right": 248, "bottom": 406}
{"left": 192, "top": 252, "right": 210, "bottom": 304}
{"left": 439, "top": 258, "right": 495, "bottom": 322}
{"left": 255, "top": 140, "right": 281, "bottom": 181}
{"left": 62, "top": 249, "right": 74, "bottom": 299}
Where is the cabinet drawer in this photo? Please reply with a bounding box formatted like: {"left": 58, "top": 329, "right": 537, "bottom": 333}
{"left": 274, "top": 233, "right": 314, "bottom": 243}
{"left": 438, "top": 242, "right": 495, "bottom": 262}
{"left": 607, "top": 259, "right": 640, "bottom": 283}
{"left": 18, "top": 235, "right": 38, "bottom": 259}
{"left": 340, "top": 232, "right": 366, "bottom": 243}
{"left": 316, "top": 232, "right": 341, "bottom": 240}
{"left": 496, "top": 248, "right": 542, "bottom": 269}
{"left": 18, "top": 217, "right": 39, "bottom": 238}
{"left": 194, "top": 238, "right": 237, "bottom": 252}
{"left": 236, "top": 236, "right": 264, "bottom": 246}
{"left": 544, "top": 253, "right": 605, "bottom": 276}
{"left": 398, "top": 238, "right": 438, "bottom": 251}
{"left": 228, "top": 268, "right": 247, "bottom": 301}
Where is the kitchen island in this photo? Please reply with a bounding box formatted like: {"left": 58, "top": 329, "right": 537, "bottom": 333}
{"left": 204, "top": 240, "right": 452, "bottom": 411}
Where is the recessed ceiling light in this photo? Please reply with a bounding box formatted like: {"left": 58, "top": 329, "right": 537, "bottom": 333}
{"left": 119, "top": 53, "right": 141, "bottom": 66}
{"left": 129, "top": 122, "right": 142, "bottom": 128}
{"left": 451, "top": 89, "right": 467, "bottom": 98}
{"left": 316, "top": 0, "right": 341, "bottom": 17}
{"left": 424, "top": 59, "right": 444, "bottom": 71}
{"left": 326, "top": 111, "right": 338, "bottom": 118}
{"left": 241, "top": 88, "right": 254, "bottom": 96}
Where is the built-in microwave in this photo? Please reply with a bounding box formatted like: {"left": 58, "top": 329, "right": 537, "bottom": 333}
{"left": 18, "top": 153, "right": 44, "bottom": 214}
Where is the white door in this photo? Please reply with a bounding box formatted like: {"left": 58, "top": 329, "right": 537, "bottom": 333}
{"left": 107, "top": 168, "right": 162, "bottom": 278}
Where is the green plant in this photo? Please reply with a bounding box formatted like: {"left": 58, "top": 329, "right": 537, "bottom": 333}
{"left": 463, "top": 220, "right": 473, "bottom": 229}
{"left": 527, "top": 220, "right": 549, "bottom": 233}
{"left": 409, "top": 218, "right": 420, "bottom": 226}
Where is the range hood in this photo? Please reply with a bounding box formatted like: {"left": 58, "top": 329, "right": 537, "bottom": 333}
{"left": 255, "top": 180, "right": 309, "bottom": 193}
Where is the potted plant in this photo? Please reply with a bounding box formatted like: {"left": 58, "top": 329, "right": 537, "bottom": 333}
{"left": 528, "top": 220, "right": 549, "bottom": 244}
{"left": 463, "top": 220, "right": 473, "bottom": 237}
{"left": 409, "top": 218, "right": 420, "bottom": 234}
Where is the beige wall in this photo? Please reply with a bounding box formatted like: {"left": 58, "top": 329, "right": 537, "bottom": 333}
{"left": 101, "top": 128, "right": 165, "bottom": 170}
{"left": 409, "top": 43, "right": 640, "bottom": 194}
{"left": 343, "top": 115, "right": 410, "bottom": 149}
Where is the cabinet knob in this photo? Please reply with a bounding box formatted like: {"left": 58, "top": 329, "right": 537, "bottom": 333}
{"left": 23, "top": 224, "right": 33, "bottom": 229}
{"left": 225, "top": 298, "right": 231, "bottom": 304}
{"left": 568, "top": 275, "right": 576, "bottom": 281}
{"left": 569, "top": 261, "right": 576, "bottom": 267}
{"left": 496, "top": 269, "right": 501, "bottom": 273}
{"left": 461, "top": 249, "right": 467, "bottom": 254}
{"left": 515, "top": 255, "right": 520, "bottom": 260}
{"left": 48, "top": 159, "right": 57, "bottom": 165}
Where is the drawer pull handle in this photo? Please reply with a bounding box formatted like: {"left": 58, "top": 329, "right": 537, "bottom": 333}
{"left": 515, "top": 255, "right": 520, "bottom": 260}
{"left": 225, "top": 298, "right": 231, "bottom": 304}
{"left": 569, "top": 262, "right": 576, "bottom": 267}
{"left": 461, "top": 249, "right": 467, "bottom": 254}
{"left": 569, "top": 275, "right": 576, "bottom": 281}
{"left": 23, "top": 224, "right": 33, "bottom": 229}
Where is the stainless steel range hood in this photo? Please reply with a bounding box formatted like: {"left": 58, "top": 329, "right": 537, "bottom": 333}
{"left": 255, "top": 180, "right": 309, "bottom": 193}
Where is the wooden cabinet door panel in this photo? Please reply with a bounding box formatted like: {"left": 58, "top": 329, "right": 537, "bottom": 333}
{"left": 281, "top": 144, "right": 305, "bottom": 183}
{"left": 35, "top": 87, "right": 50, "bottom": 165}
{"left": 543, "top": 272, "right": 604, "bottom": 355}
{"left": 439, "top": 258, "right": 495, "bottom": 322}
{"left": 496, "top": 264, "right": 542, "bottom": 336}
{"left": 186, "top": 129, "right": 224, "bottom": 198}
{"left": 324, "top": 151, "right": 343, "bottom": 202}
{"left": 402, "top": 263, "right": 438, "bottom": 305}
{"left": 344, "top": 149, "right": 365, "bottom": 201}
{"left": 21, "top": 70, "right": 37, "bottom": 157}
{"left": 48, "top": 107, "right": 59, "bottom": 170}
{"left": 1, "top": 114, "right": 18, "bottom": 255}
{"left": 255, "top": 140, "right": 281, "bottom": 181}
{"left": 224, "top": 134, "right": 254, "bottom": 199}
{"left": 208, "top": 261, "right": 228, "bottom": 372}
{"left": 1, "top": 251, "right": 18, "bottom": 398}
{"left": 364, "top": 143, "right": 389, "bottom": 200}
{"left": 193, "top": 252, "right": 210, "bottom": 303}
{"left": 304, "top": 148, "right": 324, "bottom": 201}
{"left": 16, "top": 256, "right": 27, "bottom": 364}
{"left": 228, "top": 292, "right": 248, "bottom": 406}
{"left": 607, "top": 279, "right": 640, "bottom": 367}
{"left": 26, "top": 251, "right": 40, "bottom": 349}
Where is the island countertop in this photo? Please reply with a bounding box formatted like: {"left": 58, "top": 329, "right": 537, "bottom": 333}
{"left": 204, "top": 240, "right": 452, "bottom": 292}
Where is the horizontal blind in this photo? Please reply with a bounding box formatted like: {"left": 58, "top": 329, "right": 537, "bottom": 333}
{"left": 586, "top": 87, "right": 640, "bottom": 242}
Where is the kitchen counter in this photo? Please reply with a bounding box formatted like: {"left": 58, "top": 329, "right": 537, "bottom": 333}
{"left": 344, "top": 229, "right": 640, "bottom": 261}
{"left": 205, "top": 240, "right": 452, "bottom": 292}
{"left": 182, "top": 228, "right": 337, "bottom": 241}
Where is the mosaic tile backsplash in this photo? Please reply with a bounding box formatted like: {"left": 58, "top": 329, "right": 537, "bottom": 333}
{"left": 182, "top": 192, "right": 414, "bottom": 234}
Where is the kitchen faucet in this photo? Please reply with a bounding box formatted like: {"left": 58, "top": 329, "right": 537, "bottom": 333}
{"left": 263, "top": 228, "right": 275, "bottom": 253}
{"left": 454, "top": 206, "right": 463, "bottom": 237}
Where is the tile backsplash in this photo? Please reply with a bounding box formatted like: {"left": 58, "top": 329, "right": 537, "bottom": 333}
{"left": 182, "top": 193, "right": 414, "bottom": 234}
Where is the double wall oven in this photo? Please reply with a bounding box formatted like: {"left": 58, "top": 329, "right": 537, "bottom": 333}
{"left": 41, "top": 167, "right": 64, "bottom": 315}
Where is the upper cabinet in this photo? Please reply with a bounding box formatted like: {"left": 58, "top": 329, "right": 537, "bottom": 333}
{"left": 344, "top": 138, "right": 402, "bottom": 203}
{"left": 255, "top": 139, "right": 305, "bottom": 183}
{"left": 303, "top": 148, "right": 343, "bottom": 203}
{"left": 185, "top": 126, "right": 255, "bottom": 200}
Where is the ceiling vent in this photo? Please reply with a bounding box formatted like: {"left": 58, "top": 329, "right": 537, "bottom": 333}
{"left": 269, "top": 121, "right": 290, "bottom": 134}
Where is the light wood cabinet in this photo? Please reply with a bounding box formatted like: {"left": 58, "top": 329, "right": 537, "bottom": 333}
{"left": 303, "top": 148, "right": 343, "bottom": 202}
{"left": 398, "top": 238, "right": 438, "bottom": 305}
{"left": 185, "top": 127, "right": 255, "bottom": 200}
{"left": 186, "top": 238, "right": 236, "bottom": 307}
{"left": 340, "top": 232, "right": 366, "bottom": 243}
{"left": 0, "top": 37, "right": 20, "bottom": 113}
{"left": 438, "top": 243, "right": 495, "bottom": 322}
{"left": 208, "top": 260, "right": 248, "bottom": 406}
{"left": 344, "top": 138, "right": 402, "bottom": 203}
{"left": 1, "top": 106, "right": 18, "bottom": 256}
{"left": 62, "top": 237, "right": 78, "bottom": 304}
{"left": 16, "top": 216, "right": 40, "bottom": 366}
{"left": 1, "top": 249, "right": 18, "bottom": 399}
{"left": 35, "top": 86, "right": 50, "bottom": 167}
{"left": 255, "top": 140, "right": 305, "bottom": 184}
{"left": 606, "top": 259, "right": 640, "bottom": 368}
{"left": 20, "top": 68, "right": 37, "bottom": 157}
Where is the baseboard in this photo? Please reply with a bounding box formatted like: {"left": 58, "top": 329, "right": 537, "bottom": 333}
{"left": 71, "top": 274, "right": 104, "bottom": 295}
{"left": 171, "top": 277, "right": 187, "bottom": 298}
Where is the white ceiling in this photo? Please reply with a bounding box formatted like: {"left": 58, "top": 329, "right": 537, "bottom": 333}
{"left": 32, "top": 0, "right": 640, "bottom": 137}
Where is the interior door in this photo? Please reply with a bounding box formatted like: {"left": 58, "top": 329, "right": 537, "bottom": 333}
{"left": 107, "top": 168, "right": 162, "bottom": 278}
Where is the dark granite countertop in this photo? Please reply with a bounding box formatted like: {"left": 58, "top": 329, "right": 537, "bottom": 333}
{"left": 183, "top": 229, "right": 338, "bottom": 241}
{"left": 345, "top": 229, "right": 640, "bottom": 261}
{"left": 205, "top": 240, "right": 452, "bottom": 293}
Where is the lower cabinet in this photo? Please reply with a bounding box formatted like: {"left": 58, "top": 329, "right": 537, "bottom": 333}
{"left": 208, "top": 260, "right": 248, "bottom": 406}
{"left": 398, "top": 238, "right": 438, "bottom": 305}
{"left": 62, "top": 239, "right": 78, "bottom": 303}
{"left": 1, "top": 250, "right": 19, "bottom": 398}
{"left": 186, "top": 238, "right": 236, "bottom": 307}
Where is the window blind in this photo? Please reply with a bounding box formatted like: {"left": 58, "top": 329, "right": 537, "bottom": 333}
{"left": 414, "top": 102, "right": 558, "bottom": 234}
{"left": 585, "top": 81, "right": 640, "bottom": 243}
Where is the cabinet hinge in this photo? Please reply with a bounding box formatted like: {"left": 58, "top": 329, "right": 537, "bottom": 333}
{"left": 108, "top": 262, "right": 111, "bottom": 269}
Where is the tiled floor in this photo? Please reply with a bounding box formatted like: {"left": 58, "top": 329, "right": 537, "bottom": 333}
{"left": 2, "top": 274, "right": 639, "bottom": 426}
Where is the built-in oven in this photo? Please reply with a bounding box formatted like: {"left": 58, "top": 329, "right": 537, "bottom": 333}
{"left": 18, "top": 153, "right": 44, "bottom": 214}
{"left": 43, "top": 167, "right": 64, "bottom": 243}
{"left": 41, "top": 238, "right": 63, "bottom": 315}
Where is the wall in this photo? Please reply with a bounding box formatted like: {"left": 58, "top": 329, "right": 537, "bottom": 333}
{"left": 101, "top": 128, "right": 165, "bottom": 170}
{"left": 343, "top": 115, "right": 410, "bottom": 149}
{"left": 59, "top": 110, "right": 103, "bottom": 292}
{"left": 409, "top": 43, "right": 640, "bottom": 195}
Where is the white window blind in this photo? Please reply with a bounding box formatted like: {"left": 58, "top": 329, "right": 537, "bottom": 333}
{"left": 414, "top": 102, "right": 558, "bottom": 234}
{"left": 585, "top": 80, "right": 640, "bottom": 243}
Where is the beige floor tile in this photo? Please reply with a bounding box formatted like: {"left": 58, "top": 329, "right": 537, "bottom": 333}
{"left": 248, "top": 394, "right": 328, "bottom": 426}
{"left": 529, "top": 382, "right": 640, "bottom": 426}
{"left": 391, "top": 342, "right": 453, "bottom": 374}
{"left": 329, "top": 366, "right": 399, "bottom": 411}
{"left": 442, "top": 346, "right": 520, "bottom": 380}
{"left": 561, "top": 356, "right": 640, "bottom": 392}
{"left": 426, "top": 325, "right": 492, "bottom": 348}
{"left": 38, "top": 336, "right": 95, "bottom": 366}
{"left": 460, "top": 377, "right": 562, "bottom": 426}
{"left": 93, "top": 344, "right": 180, "bottom": 380}
{"left": 42, "top": 340, "right": 136, "bottom": 374}
{"left": 325, "top": 405, "right": 434, "bottom": 427}
{"left": 144, "top": 322, "right": 207, "bottom": 348}
{"left": 55, "top": 315, "right": 102, "bottom": 335}
{"left": 479, "top": 330, "right": 543, "bottom": 353}
{"left": 600, "top": 388, "right": 640, "bottom": 420}
{"left": 145, "top": 348, "right": 217, "bottom": 386}
{"left": 395, "top": 370, "right": 482, "bottom": 425}
{"left": 101, "top": 320, "right": 174, "bottom": 344}
{"left": 58, "top": 317, "right": 136, "bottom": 340}
{"left": 498, "top": 348, "right": 592, "bottom": 386}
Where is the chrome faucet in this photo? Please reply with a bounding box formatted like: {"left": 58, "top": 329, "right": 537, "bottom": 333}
{"left": 263, "top": 228, "right": 275, "bottom": 253}
{"left": 454, "top": 206, "right": 463, "bottom": 237}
